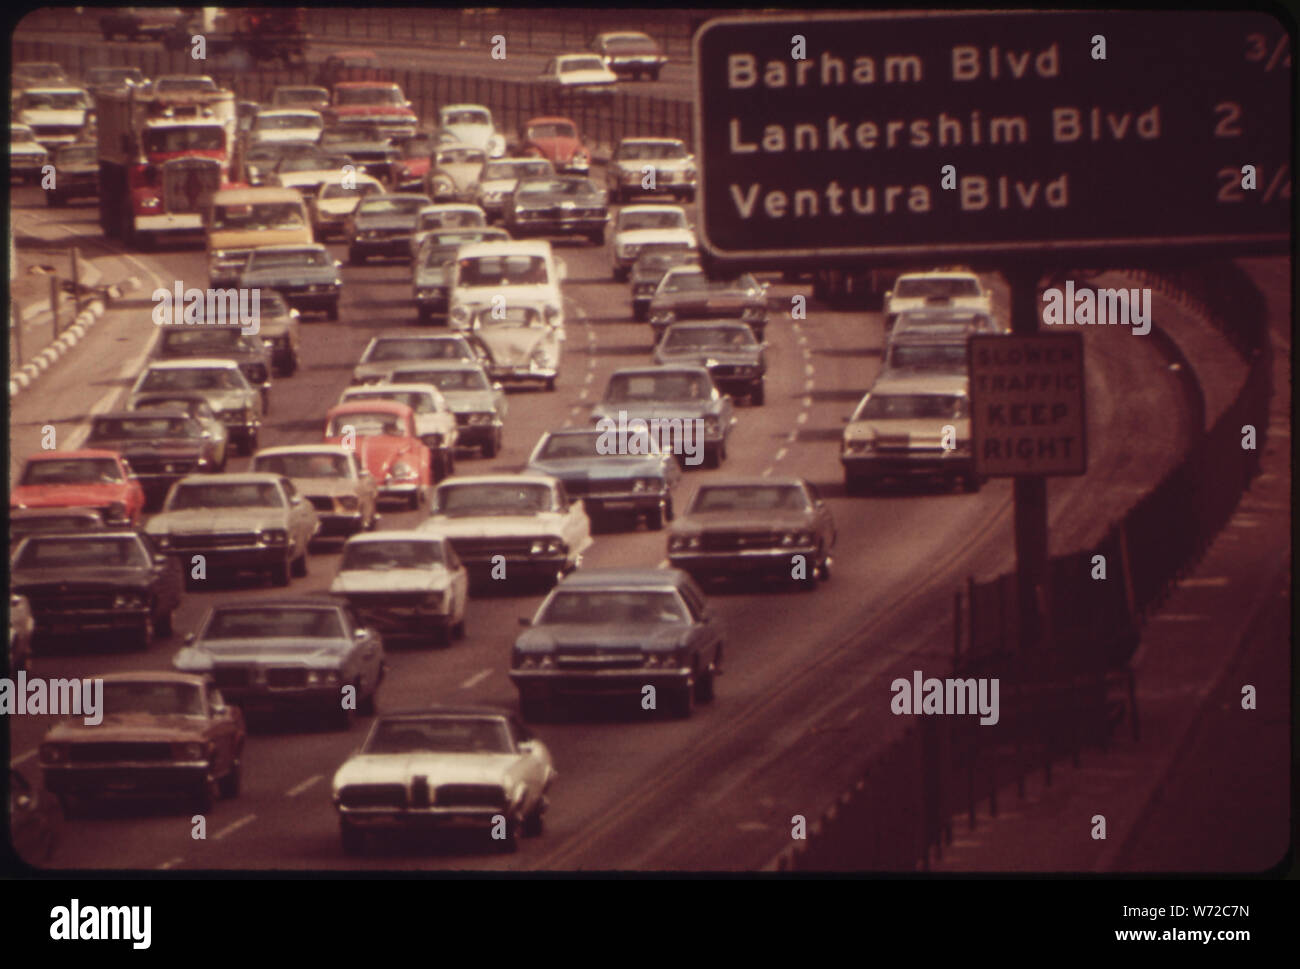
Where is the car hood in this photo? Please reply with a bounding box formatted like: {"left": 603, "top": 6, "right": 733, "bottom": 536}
{"left": 330, "top": 567, "right": 455, "bottom": 594}
{"left": 477, "top": 327, "right": 551, "bottom": 365}
{"left": 132, "top": 389, "right": 250, "bottom": 411}
{"left": 443, "top": 124, "right": 494, "bottom": 150}
{"left": 438, "top": 389, "right": 499, "bottom": 412}
{"left": 355, "top": 214, "right": 418, "bottom": 230}
{"left": 253, "top": 128, "right": 321, "bottom": 144}
{"left": 334, "top": 752, "right": 518, "bottom": 788}
{"left": 453, "top": 285, "right": 558, "bottom": 312}
{"left": 179, "top": 639, "right": 350, "bottom": 665}
{"left": 843, "top": 417, "right": 971, "bottom": 444}
{"left": 93, "top": 437, "right": 206, "bottom": 457}
{"left": 11, "top": 483, "right": 127, "bottom": 509}
{"left": 614, "top": 157, "right": 691, "bottom": 172}
{"left": 147, "top": 509, "right": 289, "bottom": 532}
{"left": 12, "top": 566, "right": 153, "bottom": 591}
{"left": 517, "top": 622, "right": 687, "bottom": 651}
{"left": 323, "top": 435, "right": 414, "bottom": 476}
{"left": 434, "top": 163, "right": 484, "bottom": 188}
{"left": 46, "top": 713, "right": 209, "bottom": 743}
{"left": 654, "top": 347, "right": 760, "bottom": 367}
{"left": 287, "top": 476, "right": 358, "bottom": 497}
{"left": 890, "top": 296, "right": 990, "bottom": 313}
{"left": 211, "top": 228, "right": 312, "bottom": 251}
{"left": 528, "top": 456, "right": 662, "bottom": 478}
{"left": 424, "top": 512, "right": 567, "bottom": 538}
{"left": 616, "top": 228, "right": 693, "bottom": 247}
{"left": 591, "top": 401, "right": 713, "bottom": 422}
{"left": 529, "top": 136, "right": 581, "bottom": 161}
{"left": 558, "top": 70, "right": 616, "bottom": 85}
{"left": 316, "top": 198, "right": 363, "bottom": 216}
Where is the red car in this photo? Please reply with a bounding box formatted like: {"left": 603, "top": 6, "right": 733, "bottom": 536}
{"left": 11, "top": 450, "right": 145, "bottom": 526}
{"left": 325, "top": 81, "right": 417, "bottom": 137}
{"left": 323, "top": 400, "right": 432, "bottom": 510}
{"left": 521, "top": 116, "right": 591, "bottom": 175}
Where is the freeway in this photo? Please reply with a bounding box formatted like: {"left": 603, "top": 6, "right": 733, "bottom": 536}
{"left": 7, "top": 166, "right": 1198, "bottom": 870}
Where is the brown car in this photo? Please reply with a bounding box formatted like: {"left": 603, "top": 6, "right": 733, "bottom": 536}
{"left": 40, "top": 672, "right": 246, "bottom": 815}
{"left": 667, "top": 477, "right": 835, "bottom": 591}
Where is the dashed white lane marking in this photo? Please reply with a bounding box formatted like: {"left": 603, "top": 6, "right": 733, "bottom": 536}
{"left": 657, "top": 558, "right": 669, "bottom": 569}
{"left": 795, "top": 412, "right": 808, "bottom": 424}
{"left": 285, "top": 775, "right": 322, "bottom": 798}
{"left": 761, "top": 466, "right": 774, "bottom": 477}
{"left": 212, "top": 814, "right": 257, "bottom": 841}
{"left": 773, "top": 447, "right": 788, "bottom": 462}
{"left": 584, "top": 371, "right": 594, "bottom": 383}
{"left": 157, "top": 857, "right": 184, "bottom": 870}
{"left": 787, "top": 431, "right": 798, "bottom": 443}
{"left": 804, "top": 379, "right": 814, "bottom": 391}
{"left": 12, "top": 749, "right": 38, "bottom": 766}
{"left": 578, "top": 388, "right": 589, "bottom": 400}
{"left": 843, "top": 707, "right": 861, "bottom": 724}
{"left": 804, "top": 364, "right": 815, "bottom": 377}
{"left": 1179, "top": 577, "right": 1230, "bottom": 587}
{"left": 803, "top": 396, "right": 812, "bottom": 407}
{"left": 460, "top": 668, "right": 492, "bottom": 690}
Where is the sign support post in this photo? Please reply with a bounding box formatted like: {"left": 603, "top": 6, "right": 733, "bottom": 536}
{"left": 1010, "top": 267, "right": 1048, "bottom": 652}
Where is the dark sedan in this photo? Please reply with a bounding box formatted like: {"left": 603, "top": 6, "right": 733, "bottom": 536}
{"left": 46, "top": 142, "right": 98, "bottom": 206}
{"left": 85, "top": 410, "right": 223, "bottom": 508}
{"left": 238, "top": 244, "right": 342, "bottom": 320}
{"left": 154, "top": 327, "right": 273, "bottom": 409}
{"left": 629, "top": 248, "right": 700, "bottom": 321}
{"left": 504, "top": 175, "right": 609, "bottom": 244}
{"left": 652, "top": 320, "right": 767, "bottom": 405}
{"left": 510, "top": 568, "right": 724, "bottom": 720}
{"left": 319, "top": 124, "right": 401, "bottom": 184}
{"left": 648, "top": 267, "right": 770, "bottom": 344}
{"left": 347, "top": 193, "right": 433, "bottom": 264}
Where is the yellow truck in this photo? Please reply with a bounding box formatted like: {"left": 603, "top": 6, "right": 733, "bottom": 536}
{"left": 207, "top": 187, "right": 313, "bottom": 287}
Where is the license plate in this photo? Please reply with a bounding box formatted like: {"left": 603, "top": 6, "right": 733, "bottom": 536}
{"left": 600, "top": 500, "right": 636, "bottom": 510}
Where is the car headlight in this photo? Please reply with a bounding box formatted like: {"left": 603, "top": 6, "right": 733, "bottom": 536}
{"left": 387, "top": 462, "right": 418, "bottom": 481}
{"left": 154, "top": 534, "right": 172, "bottom": 549}
{"left": 703, "top": 416, "right": 721, "bottom": 434}
{"left": 529, "top": 537, "right": 563, "bottom": 555}
{"left": 544, "top": 305, "right": 562, "bottom": 325}
{"left": 467, "top": 412, "right": 493, "bottom": 425}
{"left": 259, "top": 529, "right": 288, "bottom": 544}
{"left": 220, "top": 407, "right": 248, "bottom": 421}
{"left": 844, "top": 438, "right": 875, "bottom": 455}
{"left": 176, "top": 742, "right": 205, "bottom": 760}
{"left": 515, "top": 652, "right": 554, "bottom": 670}
{"left": 104, "top": 501, "right": 129, "bottom": 522}
{"left": 449, "top": 305, "right": 470, "bottom": 326}
{"left": 336, "top": 495, "right": 359, "bottom": 511}
{"left": 669, "top": 534, "right": 701, "bottom": 551}
{"left": 139, "top": 196, "right": 161, "bottom": 210}
{"left": 424, "top": 590, "right": 450, "bottom": 610}
{"left": 112, "top": 592, "right": 144, "bottom": 609}
{"left": 620, "top": 244, "right": 640, "bottom": 259}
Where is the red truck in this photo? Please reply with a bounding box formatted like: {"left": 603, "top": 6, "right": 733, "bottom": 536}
{"left": 96, "top": 84, "right": 238, "bottom": 248}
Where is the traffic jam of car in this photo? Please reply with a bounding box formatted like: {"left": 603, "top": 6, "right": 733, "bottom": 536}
{"left": 8, "top": 10, "right": 1022, "bottom": 866}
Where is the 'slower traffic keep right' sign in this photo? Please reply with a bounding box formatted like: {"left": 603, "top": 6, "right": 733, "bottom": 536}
{"left": 969, "top": 333, "right": 1086, "bottom": 477}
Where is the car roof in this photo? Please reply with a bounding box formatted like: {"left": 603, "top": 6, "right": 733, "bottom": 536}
{"left": 247, "top": 243, "right": 329, "bottom": 254}
{"left": 440, "top": 103, "right": 491, "bottom": 114}
{"left": 9, "top": 506, "right": 105, "bottom": 520}
{"left": 343, "top": 530, "right": 444, "bottom": 545}
{"left": 93, "top": 671, "right": 211, "bottom": 687}
{"left": 437, "top": 473, "right": 555, "bottom": 487}
{"left": 92, "top": 409, "right": 190, "bottom": 421}
{"left": 694, "top": 475, "right": 807, "bottom": 489}
{"left": 18, "top": 528, "right": 142, "bottom": 541}
{"left": 610, "top": 364, "right": 710, "bottom": 377}
{"left": 455, "top": 240, "right": 553, "bottom": 259}
{"left": 328, "top": 399, "right": 414, "bottom": 417}
{"left": 23, "top": 449, "right": 120, "bottom": 461}
{"left": 334, "top": 80, "right": 399, "bottom": 89}
{"left": 526, "top": 116, "right": 577, "bottom": 126}
{"left": 619, "top": 204, "right": 686, "bottom": 215}
{"left": 253, "top": 444, "right": 355, "bottom": 458}
{"left": 557, "top": 567, "right": 694, "bottom": 589}
{"left": 213, "top": 187, "right": 305, "bottom": 204}
{"left": 376, "top": 705, "right": 512, "bottom": 721}
{"left": 418, "top": 202, "right": 482, "bottom": 213}
{"left": 868, "top": 372, "right": 970, "bottom": 395}
{"left": 142, "top": 358, "right": 242, "bottom": 370}
{"left": 663, "top": 319, "right": 753, "bottom": 331}
{"left": 208, "top": 596, "right": 348, "bottom": 611}
{"left": 896, "top": 270, "right": 981, "bottom": 280}
{"left": 316, "top": 171, "right": 384, "bottom": 187}
{"left": 173, "top": 471, "right": 287, "bottom": 485}
{"left": 618, "top": 136, "right": 683, "bottom": 145}
{"left": 256, "top": 108, "right": 322, "bottom": 118}
{"left": 19, "top": 85, "right": 89, "bottom": 94}
{"left": 346, "top": 382, "right": 440, "bottom": 397}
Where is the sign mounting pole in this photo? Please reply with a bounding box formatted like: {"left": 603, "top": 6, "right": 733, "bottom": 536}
{"left": 1010, "top": 267, "right": 1048, "bottom": 652}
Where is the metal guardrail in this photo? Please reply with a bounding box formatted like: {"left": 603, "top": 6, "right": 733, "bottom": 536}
{"left": 12, "top": 38, "right": 694, "bottom": 153}
{"left": 780, "top": 261, "right": 1273, "bottom": 872}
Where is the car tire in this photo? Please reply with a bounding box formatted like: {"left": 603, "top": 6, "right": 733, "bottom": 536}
{"left": 217, "top": 753, "right": 242, "bottom": 799}
{"left": 704, "top": 443, "right": 723, "bottom": 469}
{"left": 333, "top": 697, "right": 356, "bottom": 731}
{"left": 664, "top": 495, "right": 675, "bottom": 522}
{"left": 650, "top": 67, "right": 663, "bottom": 81}
{"left": 192, "top": 777, "right": 217, "bottom": 815}
{"left": 340, "top": 820, "right": 365, "bottom": 855}
{"left": 482, "top": 432, "right": 500, "bottom": 459}
{"left": 610, "top": 187, "right": 623, "bottom": 204}
{"left": 417, "top": 306, "right": 431, "bottom": 325}
{"left": 645, "top": 504, "right": 665, "bottom": 531}
{"left": 406, "top": 488, "right": 422, "bottom": 511}
{"left": 695, "top": 666, "right": 716, "bottom": 703}
{"left": 613, "top": 265, "right": 629, "bottom": 282}
{"left": 633, "top": 305, "right": 648, "bottom": 322}
{"left": 544, "top": 376, "right": 556, "bottom": 391}
{"left": 799, "top": 554, "right": 821, "bottom": 592}
{"left": 135, "top": 613, "right": 154, "bottom": 652}
{"left": 669, "top": 678, "right": 695, "bottom": 719}
{"left": 291, "top": 548, "right": 309, "bottom": 577}
{"left": 520, "top": 695, "right": 550, "bottom": 723}
{"left": 452, "top": 615, "right": 466, "bottom": 640}
{"left": 327, "top": 301, "right": 339, "bottom": 322}
{"left": 358, "top": 685, "right": 377, "bottom": 716}
{"left": 156, "top": 604, "right": 174, "bottom": 638}
{"left": 522, "top": 802, "right": 545, "bottom": 837}
{"left": 751, "top": 382, "right": 765, "bottom": 406}
{"left": 845, "top": 473, "right": 867, "bottom": 496}
{"left": 46, "top": 193, "right": 65, "bottom": 207}
{"left": 493, "top": 816, "right": 520, "bottom": 853}
{"left": 963, "top": 474, "right": 984, "bottom": 493}
{"left": 270, "top": 559, "right": 291, "bottom": 587}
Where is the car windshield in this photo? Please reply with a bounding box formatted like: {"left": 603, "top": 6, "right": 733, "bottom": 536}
{"left": 457, "top": 255, "right": 548, "bottom": 287}
{"left": 605, "top": 372, "right": 707, "bottom": 402}
{"left": 345, "top": 390, "right": 433, "bottom": 413}
{"left": 661, "top": 271, "right": 706, "bottom": 293}
{"left": 335, "top": 87, "right": 403, "bottom": 106}
{"left": 604, "top": 36, "right": 657, "bottom": 53}
{"left": 275, "top": 88, "right": 327, "bottom": 106}
{"left": 341, "top": 540, "right": 444, "bottom": 571}
{"left": 418, "top": 209, "right": 484, "bottom": 230}
{"left": 483, "top": 160, "right": 550, "bottom": 181}
{"left": 253, "top": 453, "right": 350, "bottom": 479}
{"left": 635, "top": 251, "right": 696, "bottom": 273}
{"left": 10, "top": 514, "right": 100, "bottom": 536}
{"left": 257, "top": 114, "right": 321, "bottom": 130}
{"left": 662, "top": 326, "right": 756, "bottom": 349}
{"left": 101, "top": 682, "right": 204, "bottom": 717}
{"left": 359, "top": 197, "right": 425, "bottom": 216}
{"left": 539, "top": 590, "right": 687, "bottom": 624}
{"left": 855, "top": 393, "right": 969, "bottom": 420}
{"left": 91, "top": 416, "right": 196, "bottom": 440}
{"left": 321, "top": 181, "right": 381, "bottom": 200}
{"left": 894, "top": 277, "right": 981, "bottom": 298}
{"left": 692, "top": 485, "right": 808, "bottom": 513}
{"left": 436, "top": 148, "right": 484, "bottom": 165}
{"left": 205, "top": 608, "right": 344, "bottom": 639}
{"left": 21, "top": 92, "right": 89, "bottom": 110}
{"left": 166, "top": 482, "right": 285, "bottom": 509}
{"left": 887, "top": 344, "right": 968, "bottom": 370}
{"left": 538, "top": 432, "right": 605, "bottom": 458}
{"left": 21, "top": 458, "right": 122, "bottom": 485}
{"left": 619, "top": 210, "right": 685, "bottom": 230}
{"left": 528, "top": 122, "right": 577, "bottom": 140}
{"left": 162, "top": 329, "right": 243, "bottom": 351}
{"left": 518, "top": 178, "right": 595, "bottom": 197}
{"left": 421, "top": 232, "right": 501, "bottom": 266}
{"left": 435, "top": 483, "right": 552, "bottom": 515}
{"left": 327, "top": 413, "right": 402, "bottom": 436}
{"left": 365, "top": 717, "right": 511, "bottom": 754}
{"left": 143, "top": 127, "right": 225, "bottom": 153}
{"left": 55, "top": 146, "right": 97, "bottom": 166}
{"left": 14, "top": 537, "right": 145, "bottom": 569}
{"left": 444, "top": 109, "right": 490, "bottom": 126}
{"left": 156, "top": 77, "right": 216, "bottom": 94}
{"left": 560, "top": 57, "right": 607, "bottom": 72}
{"left": 139, "top": 367, "right": 245, "bottom": 391}
{"left": 619, "top": 142, "right": 687, "bottom": 160}
{"left": 89, "top": 68, "right": 143, "bottom": 84}
{"left": 394, "top": 368, "right": 487, "bottom": 391}
{"left": 247, "top": 250, "right": 329, "bottom": 270}
{"left": 366, "top": 338, "right": 468, "bottom": 362}
{"left": 277, "top": 156, "right": 333, "bottom": 173}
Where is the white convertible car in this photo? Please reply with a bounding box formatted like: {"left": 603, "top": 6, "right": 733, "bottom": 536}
{"left": 331, "top": 706, "right": 556, "bottom": 853}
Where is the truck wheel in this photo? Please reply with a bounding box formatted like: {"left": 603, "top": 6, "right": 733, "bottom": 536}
{"left": 291, "top": 547, "right": 309, "bottom": 577}
{"left": 645, "top": 504, "right": 664, "bottom": 531}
